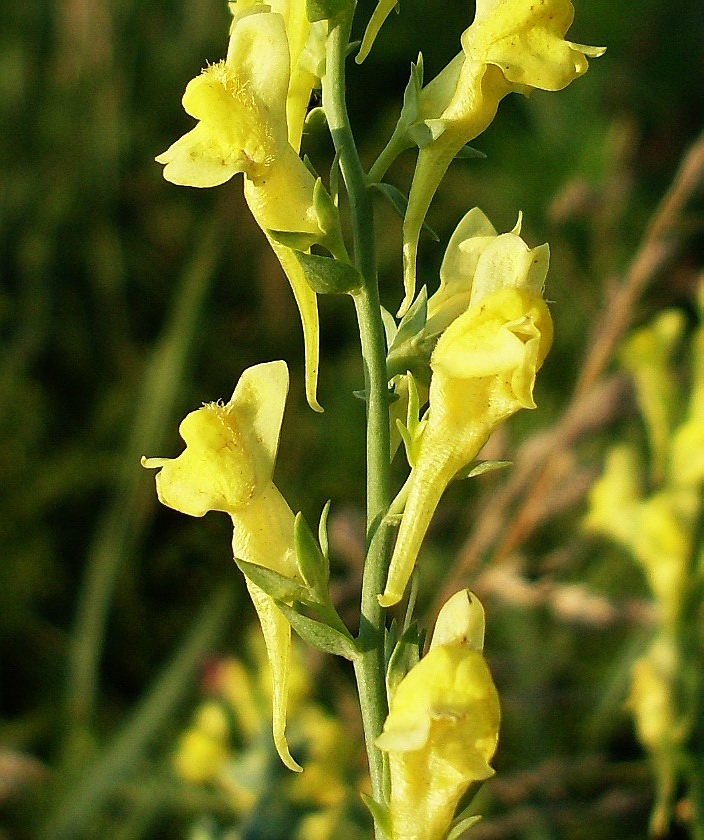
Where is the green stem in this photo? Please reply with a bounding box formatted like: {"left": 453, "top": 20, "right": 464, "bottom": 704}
{"left": 367, "top": 128, "right": 413, "bottom": 185}
{"left": 323, "top": 12, "right": 392, "bottom": 820}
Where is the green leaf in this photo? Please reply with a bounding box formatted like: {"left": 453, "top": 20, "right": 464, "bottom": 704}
{"left": 318, "top": 500, "right": 331, "bottom": 560}
{"left": 447, "top": 815, "right": 483, "bottom": 840}
{"left": 329, "top": 151, "right": 341, "bottom": 206}
{"left": 371, "top": 183, "right": 439, "bottom": 242}
{"left": 407, "top": 120, "right": 435, "bottom": 149}
{"left": 235, "top": 558, "right": 312, "bottom": 605}
{"left": 294, "top": 511, "right": 329, "bottom": 597}
{"left": 267, "top": 229, "right": 321, "bottom": 251}
{"left": 453, "top": 459, "right": 512, "bottom": 481}
{"left": 385, "top": 622, "right": 422, "bottom": 701}
{"left": 306, "top": 0, "right": 350, "bottom": 22}
{"left": 386, "top": 286, "right": 428, "bottom": 373}
{"left": 313, "top": 178, "right": 339, "bottom": 236}
{"left": 454, "top": 143, "right": 486, "bottom": 160}
{"left": 294, "top": 251, "right": 363, "bottom": 295}
{"left": 361, "top": 794, "right": 392, "bottom": 839}
{"left": 276, "top": 602, "right": 359, "bottom": 660}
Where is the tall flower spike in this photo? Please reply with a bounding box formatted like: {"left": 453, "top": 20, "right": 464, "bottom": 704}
{"left": 142, "top": 361, "right": 302, "bottom": 771}
{"left": 376, "top": 590, "right": 500, "bottom": 840}
{"left": 380, "top": 211, "right": 553, "bottom": 607}
{"left": 156, "top": 8, "right": 326, "bottom": 410}
{"left": 399, "top": 0, "right": 604, "bottom": 315}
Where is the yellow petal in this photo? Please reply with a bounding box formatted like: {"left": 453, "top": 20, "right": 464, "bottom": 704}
{"left": 430, "top": 589, "right": 486, "bottom": 652}
{"left": 157, "top": 9, "right": 292, "bottom": 188}
{"left": 142, "top": 403, "right": 258, "bottom": 517}
{"left": 425, "top": 207, "right": 498, "bottom": 336}
{"left": 156, "top": 122, "right": 247, "bottom": 188}
{"left": 465, "top": 0, "right": 605, "bottom": 90}
{"left": 226, "top": 360, "right": 290, "bottom": 488}
{"left": 225, "top": 10, "right": 291, "bottom": 125}
{"left": 231, "top": 482, "right": 298, "bottom": 577}
{"left": 141, "top": 361, "right": 290, "bottom": 516}
{"left": 356, "top": 0, "right": 398, "bottom": 64}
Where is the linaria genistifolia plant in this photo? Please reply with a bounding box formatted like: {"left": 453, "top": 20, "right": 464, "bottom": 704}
{"left": 144, "top": 2, "right": 604, "bottom": 836}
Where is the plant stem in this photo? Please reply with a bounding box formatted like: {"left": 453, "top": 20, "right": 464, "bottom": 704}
{"left": 323, "top": 12, "right": 392, "bottom": 820}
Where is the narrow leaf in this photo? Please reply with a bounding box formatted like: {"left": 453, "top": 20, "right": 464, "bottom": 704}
{"left": 294, "top": 511, "right": 329, "bottom": 596}
{"left": 454, "top": 143, "right": 486, "bottom": 160}
{"left": 454, "top": 460, "right": 512, "bottom": 481}
{"left": 235, "top": 558, "right": 311, "bottom": 604}
{"left": 371, "top": 182, "right": 439, "bottom": 241}
{"left": 276, "top": 603, "right": 358, "bottom": 660}
{"left": 267, "top": 229, "right": 321, "bottom": 251}
{"left": 318, "top": 500, "right": 332, "bottom": 560}
{"left": 361, "top": 794, "right": 392, "bottom": 839}
{"left": 447, "top": 815, "right": 483, "bottom": 840}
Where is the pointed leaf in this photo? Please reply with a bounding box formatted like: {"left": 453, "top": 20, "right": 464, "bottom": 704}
{"left": 318, "top": 500, "right": 332, "bottom": 560}
{"left": 388, "top": 286, "right": 428, "bottom": 356}
{"left": 313, "top": 178, "right": 338, "bottom": 236}
{"left": 294, "top": 511, "right": 329, "bottom": 597}
{"left": 235, "top": 558, "right": 311, "bottom": 605}
{"left": 268, "top": 229, "right": 322, "bottom": 251}
{"left": 371, "top": 182, "right": 439, "bottom": 241}
{"left": 447, "top": 815, "right": 483, "bottom": 840}
{"left": 454, "top": 459, "right": 512, "bottom": 481}
{"left": 276, "top": 602, "right": 359, "bottom": 660}
{"left": 361, "top": 794, "right": 392, "bottom": 839}
{"left": 454, "top": 143, "right": 487, "bottom": 160}
{"left": 385, "top": 621, "right": 422, "bottom": 701}
{"left": 294, "top": 251, "right": 363, "bottom": 295}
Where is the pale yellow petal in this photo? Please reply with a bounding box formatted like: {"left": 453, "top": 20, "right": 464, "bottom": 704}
{"left": 356, "top": 0, "right": 398, "bottom": 64}
{"left": 226, "top": 360, "right": 290, "bottom": 487}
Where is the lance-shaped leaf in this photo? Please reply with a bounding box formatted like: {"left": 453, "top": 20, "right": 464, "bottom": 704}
{"left": 276, "top": 602, "right": 359, "bottom": 661}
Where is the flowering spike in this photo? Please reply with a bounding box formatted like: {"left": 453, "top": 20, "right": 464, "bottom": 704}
{"left": 380, "top": 216, "right": 553, "bottom": 607}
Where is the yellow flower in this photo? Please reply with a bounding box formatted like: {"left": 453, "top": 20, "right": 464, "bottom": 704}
{"left": 376, "top": 591, "right": 500, "bottom": 840}
{"left": 399, "top": 0, "right": 604, "bottom": 315}
{"left": 157, "top": 8, "right": 325, "bottom": 410}
{"left": 380, "top": 212, "right": 552, "bottom": 607}
{"left": 173, "top": 702, "right": 232, "bottom": 785}
{"left": 142, "top": 361, "right": 302, "bottom": 770}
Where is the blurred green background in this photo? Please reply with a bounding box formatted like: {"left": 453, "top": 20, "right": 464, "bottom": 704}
{"left": 1, "top": 0, "right": 703, "bottom": 837}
